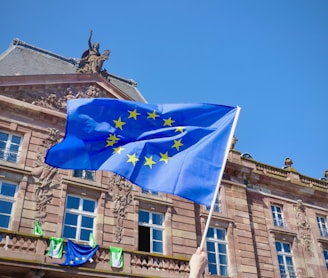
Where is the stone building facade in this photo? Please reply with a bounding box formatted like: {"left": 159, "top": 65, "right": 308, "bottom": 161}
{"left": 0, "top": 39, "right": 327, "bottom": 278}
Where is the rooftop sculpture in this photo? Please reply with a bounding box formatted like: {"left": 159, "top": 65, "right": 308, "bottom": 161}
{"left": 77, "top": 30, "right": 110, "bottom": 74}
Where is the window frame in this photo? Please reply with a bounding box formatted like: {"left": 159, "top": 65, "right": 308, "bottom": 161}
{"left": 323, "top": 249, "right": 328, "bottom": 270}
{"left": 275, "top": 241, "right": 296, "bottom": 278}
{"left": 62, "top": 194, "right": 97, "bottom": 242}
{"left": 138, "top": 210, "right": 164, "bottom": 254}
{"left": 317, "top": 215, "right": 328, "bottom": 237}
{"left": 0, "top": 180, "right": 18, "bottom": 229}
{"left": 73, "top": 170, "right": 96, "bottom": 181}
{"left": 271, "top": 204, "right": 285, "bottom": 228}
{"left": 0, "top": 131, "right": 22, "bottom": 163}
{"left": 206, "top": 227, "right": 229, "bottom": 276}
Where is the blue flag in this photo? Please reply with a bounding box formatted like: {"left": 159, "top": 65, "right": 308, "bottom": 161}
{"left": 45, "top": 98, "right": 239, "bottom": 206}
{"left": 60, "top": 240, "right": 99, "bottom": 266}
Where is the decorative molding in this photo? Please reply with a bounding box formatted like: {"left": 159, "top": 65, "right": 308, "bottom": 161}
{"left": 31, "top": 128, "right": 61, "bottom": 223}
{"left": 31, "top": 85, "right": 106, "bottom": 112}
{"left": 294, "top": 199, "right": 313, "bottom": 254}
{"left": 108, "top": 174, "right": 133, "bottom": 243}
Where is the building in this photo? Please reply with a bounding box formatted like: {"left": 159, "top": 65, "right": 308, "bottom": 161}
{"left": 0, "top": 38, "right": 328, "bottom": 278}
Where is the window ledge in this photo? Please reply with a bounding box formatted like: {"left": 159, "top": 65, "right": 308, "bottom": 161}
{"left": 317, "top": 236, "right": 328, "bottom": 244}
{"left": 269, "top": 227, "right": 297, "bottom": 238}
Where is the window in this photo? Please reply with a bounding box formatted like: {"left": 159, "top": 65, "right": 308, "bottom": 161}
{"left": 73, "top": 170, "right": 95, "bottom": 181}
{"left": 63, "top": 195, "right": 96, "bottom": 242}
{"left": 138, "top": 210, "right": 164, "bottom": 254}
{"left": 0, "top": 181, "right": 17, "bottom": 229}
{"left": 317, "top": 216, "right": 328, "bottom": 237}
{"left": 275, "top": 241, "right": 296, "bottom": 278}
{"left": 206, "top": 227, "right": 228, "bottom": 276}
{"left": 0, "top": 131, "right": 22, "bottom": 163}
{"left": 323, "top": 250, "right": 328, "bottom": 270}
{"left": 271, "top": 205, "right": 285, "bottom": 227}
{"left": 142, "top": 189, "right": 160, "bottom": 196}
{"left": 206, "top": 198, "right": 222, "bottom": 213}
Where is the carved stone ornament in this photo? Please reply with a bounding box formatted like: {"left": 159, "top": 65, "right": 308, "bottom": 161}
{"left": 108, "top": 173, "right": 133, "bottom": 243}
{"left": 31, "top": 128, "right": 61, "bottom": 223}
{"left": 294, "top": 199, "right": 312, "bottom": 254}
{"left": 31, "top": 86, "right": 106, "bottom": 113}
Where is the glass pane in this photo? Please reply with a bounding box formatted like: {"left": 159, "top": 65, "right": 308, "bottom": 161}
{"left": 283, "top": 243, "right": 290, "bottom": 252}
{"left": 207, "top": 241, "right": 215, "bottom": 252}
{"left": 0, "top": 200, "right": 13, "bottom": 214}
{"left": 275, "top": 242, "right": 282, "bottom": 252}
{"left": 66, "top": 196, "right": 80, "bottom": 209}
{"left": 216, "top": 229, "right": 225, "bottom": 240}
{"left": 220, "top": 265, "right": 228, "bottom": 276}
{"left": 63, "top": 225, "right": 76, "bottom": 239}
{"left": 11, "top": 135, "right": 21, "bottom": 144}
{"left": 81, "top": 216, "right": 94, "bottom": 228}
{"left": 9, "top": 144, "right": 19, "bottom": 152}
{"left": 139, "top": 210, "right": 149, "bottom": 223}
{"left": 64, "top": 213, "right": 78, "bottom": 225}
{"left": 207, "top": 252, "right": 216, "bottom": 264}
{"left": 208, "top": 263, "right": 217, "bottom": 275}
{"left": 277, "top": 255, "right": 284, "bottom": 264}
{"left": 324, "top": 250, "right": 328, "bottom": 260}
{"left": 0, "top": 132, "right": 8, "bottom": 141}
{"left": 207, "top": 227, "right": 214, "bottom": 238}
{"left": 152, "top": 213, "right": 163, "bottom": 225}
{"left": 286, "top": 256, "right": 293, "bottom": 266}
{"left": 0, "top": 215, "right": 10, "bottom": 228}
{"left": 219, "top": 254, "right": 227, "bottom": 264}
{"left": 152, "top": 229, "right": 163, "bottom": 240}
{"left": 218, "top": 243, "right": 226, "bottom": 253}
{"left": 80, "top": 228, "right": 91, "bottom": 241}
{"left": 83, "top": 199, "right": 95, "bottom": 212}
{"left": 7, "top": 153, "right": 17, "bottom": 163}
{"left": 1, "top": 182, "right": 16, "bottom": 197}
{"left": 73, "top": 170, "right": 83, "bottom": 178}
{"left": 85, "top": 171, "right": 95, "bottom": 180}
{"left": 153, "top": 241, "right": 163, "bottom": 253}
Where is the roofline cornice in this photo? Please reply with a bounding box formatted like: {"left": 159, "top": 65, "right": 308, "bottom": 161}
{"left": 0, "top": 73, "right": 134, "bottom": 100}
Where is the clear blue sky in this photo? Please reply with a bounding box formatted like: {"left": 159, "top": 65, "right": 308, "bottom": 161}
{"left": 1, "top": 1, "right": 327, "bottom": 179}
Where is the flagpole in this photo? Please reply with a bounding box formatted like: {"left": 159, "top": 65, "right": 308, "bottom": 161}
{"left": 200, "top": 106, "right": 241, "bottom": 250}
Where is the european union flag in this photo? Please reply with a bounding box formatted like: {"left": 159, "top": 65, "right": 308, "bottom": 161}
{"left": 45, "top": 98, "right": 239, "bottom": 206}
{"left": 60, "top": 240, "right": 99, "bottom": 266}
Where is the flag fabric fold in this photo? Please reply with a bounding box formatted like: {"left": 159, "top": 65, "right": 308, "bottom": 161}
{"left": 110, "top": 246, "right": 123, "bottom": 268}
{"left": 45, "top": 98, "right": 239, "bottom": 206}
{"left": 33, "top": 220, "right": 44, "bottom": 236}
{"left": 48, "top": 237, "right": 64, "bottom": 258}
{"left": 60, "top": 240, "right": 99, "bottom": 266}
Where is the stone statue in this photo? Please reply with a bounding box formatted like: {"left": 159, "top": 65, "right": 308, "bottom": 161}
{"left": 77, "top": 30, "right": 110, "bottom": 74}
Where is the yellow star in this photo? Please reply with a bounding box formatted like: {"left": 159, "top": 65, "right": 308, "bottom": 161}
{"left": 106, "top": 133, "right": 120, "bottom": 147}
{"left": 163, "top": 117, "right": 175, "bottom": 127}
{"left": 175, "top": 127, "right": 184, "bottom": 133}
{"left": 172, "top": 139, "right": 183, "bottom": 151}
{"left": 147, "top": 111, "right": 159, "bottom": 120}
{"left": 144, "top": 155, "right": 156, "bottom": 169}
{"left": 128, "top": 109, "right": 140, "bottom": 120}
{"left": 106, "top": 140, "right": 116, "bottom": 147}
{"left": 160, "top": 152, "right": 170, "bottom": 164}
{"left": 113, "top": 146, "right": 125, "bottom": 154}
{"left": 127, "top": 153, "right": 139, "bottom": 166}
{"left": 113, "top": 117, "right": 126, "bottom": 130}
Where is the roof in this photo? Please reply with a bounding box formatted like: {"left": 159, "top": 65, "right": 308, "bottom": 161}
{"left": 0, "top": 39, "right": 146, "bottom": 102}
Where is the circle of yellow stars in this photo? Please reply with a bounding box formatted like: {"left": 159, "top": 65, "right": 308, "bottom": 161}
{"left": 105, "top": 108, "right": 185, "bottom": 169}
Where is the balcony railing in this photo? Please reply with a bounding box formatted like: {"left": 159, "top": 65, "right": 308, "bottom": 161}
{"left": 0, "top": 229, "right": 190, "bottom": 277}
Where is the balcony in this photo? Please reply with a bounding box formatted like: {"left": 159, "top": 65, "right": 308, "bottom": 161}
{"left": 0, "top": 229, "right": 190, "bottom": 277}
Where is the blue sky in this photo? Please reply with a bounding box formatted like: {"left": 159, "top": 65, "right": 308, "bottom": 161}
{"left": 1, "top": 1, "right": 327, "bottom": 179}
